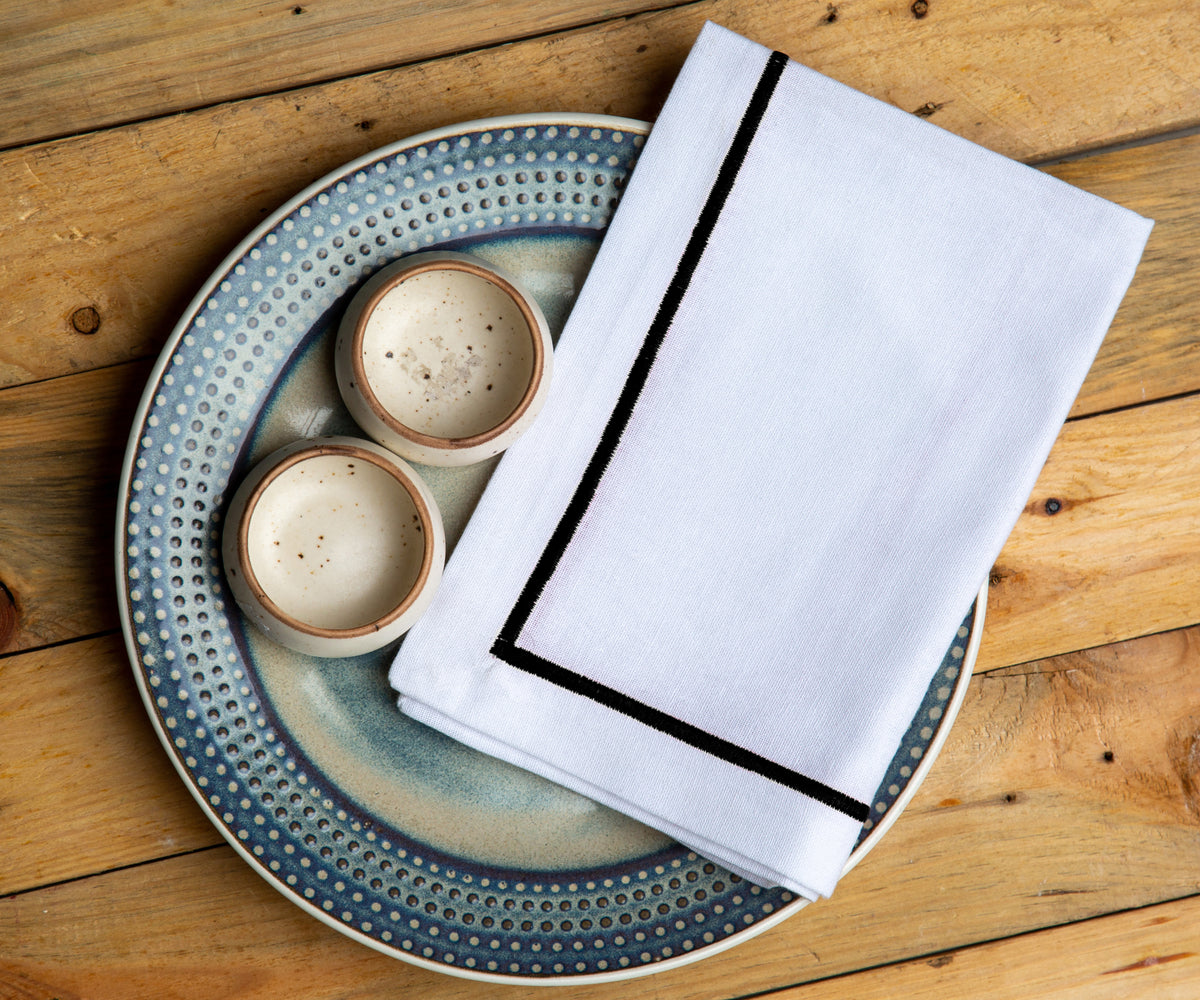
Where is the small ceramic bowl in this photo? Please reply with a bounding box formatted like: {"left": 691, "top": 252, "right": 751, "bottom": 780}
{"left": 335, "top": 251, "right": 553, "bottom": 467}
{"left": 221, "top": 436, "right": 445, "bottom": 657}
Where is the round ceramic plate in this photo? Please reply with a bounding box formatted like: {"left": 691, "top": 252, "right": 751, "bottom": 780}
{"left": 116, "top": 114, "right": 985, "bottom": 985}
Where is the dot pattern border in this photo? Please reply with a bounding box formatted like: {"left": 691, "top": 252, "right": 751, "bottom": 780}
{"left": 118, "top": 117, "right": 976, "bottom": 980}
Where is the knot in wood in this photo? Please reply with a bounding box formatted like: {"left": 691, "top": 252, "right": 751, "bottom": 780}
{"left": 71, "top": 305, "right": 101, "bottom": 335}
{"left": 0, "top": 580, "right": 17, "bottom": 651}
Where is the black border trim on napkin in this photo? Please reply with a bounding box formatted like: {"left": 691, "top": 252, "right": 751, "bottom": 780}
{"left": 491, "top": 49, "right": 871, "bottom": 825}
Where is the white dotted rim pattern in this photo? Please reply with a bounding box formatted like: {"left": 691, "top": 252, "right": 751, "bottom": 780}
{"left": 115, "top": 114, "right": 984, "bottom": 986}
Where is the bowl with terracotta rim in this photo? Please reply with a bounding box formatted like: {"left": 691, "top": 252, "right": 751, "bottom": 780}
{"left": 335, "top": 250, "right": 553, "bottom": 467}
{"left": 221, "top": 435, "right": 445, "bottom": 657}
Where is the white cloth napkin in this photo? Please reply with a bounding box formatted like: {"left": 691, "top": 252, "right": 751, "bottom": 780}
{"left": 389, "top": 21, "right": 1152, "bottom": 899}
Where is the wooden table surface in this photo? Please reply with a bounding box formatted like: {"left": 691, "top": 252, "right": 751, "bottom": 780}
{"left": 3, "top": 1, "right": 1199, "bottom": 997}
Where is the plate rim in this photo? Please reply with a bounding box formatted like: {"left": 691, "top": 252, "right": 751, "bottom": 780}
{"left": 114, "top": 111, "right": 984, "bottom": 987}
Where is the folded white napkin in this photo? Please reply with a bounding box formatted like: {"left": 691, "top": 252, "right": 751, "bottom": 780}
{"left": 389, "top": 21, "right": 1152, "bottom": 899}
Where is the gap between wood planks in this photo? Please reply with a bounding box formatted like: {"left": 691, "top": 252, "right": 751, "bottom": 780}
{"left": 1065, "top": 383, "right": 1200, "bottom": 424}
{"left": 0, "top": 626, "right": 119, "bottom": 664}
{"left": 741, "top": 890, "right": 1200, "bottom": 1000}
{"left": 5, "top": 0, "right": 1199, "bottom": 154}
{"left": 1, "top": 843, "right": 224, "bottom": 901}
{"left": 1033, "top": 122, "right": 1200, "bottom": 169}
{"left": 0, "top": 0, "right": 710, "bottom": 153}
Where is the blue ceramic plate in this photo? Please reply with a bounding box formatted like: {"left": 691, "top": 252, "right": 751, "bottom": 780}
{"left": 116, "top": 115, "right": 984, "bottom": 984}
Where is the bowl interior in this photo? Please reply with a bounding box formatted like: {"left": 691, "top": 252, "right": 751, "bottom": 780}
{"left": 244, "top": 448, "right": 429, "bottom": 631}
{"left": 358, "top": 263, "right": 539, "bottom": 444}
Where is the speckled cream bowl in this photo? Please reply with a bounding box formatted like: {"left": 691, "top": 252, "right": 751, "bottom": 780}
{"left": 222, "top": 436, "right": 445, "bottom": 657}
{"left": 335, "top": 251, "right": 553, "bottom": 466}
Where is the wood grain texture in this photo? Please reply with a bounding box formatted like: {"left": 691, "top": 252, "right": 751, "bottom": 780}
{"left": 0, "top": 0, "right": 676, "bottom": 150}
{"left": 3, "top": 3, "right": 1196, "bottom": 996}
{"left": 5, "top": 0, "right": 1197, "bottom": 157}
{"left": 0, "top": 635, "right": 216, "bottom": 897}
{"left": 979, "top": 390, "right": 1200, "bottom": 670}
{"left": 1058, "top": 133, "right": 1200, "bottom": 419}
{"left": 769, "top": 894, "right": 1200, "bottom": 1000}
{"left": 1, "top": 1, "right": 1199, "bottom": 391}
{"left": 0, "top": 363, "right": 150, "bottom": 654}
{"left": 4, "top": 621, "right": 1199, "bottom": 995}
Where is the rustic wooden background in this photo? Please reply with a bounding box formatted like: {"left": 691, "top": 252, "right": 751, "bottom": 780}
{"left": 2, "top": 0, "right": 1198, "bottom": 996}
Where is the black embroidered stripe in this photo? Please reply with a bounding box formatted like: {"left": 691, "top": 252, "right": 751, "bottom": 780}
{"left": 491, "top": 637, "right": 871, "bottom": 822}
{"left": 491, "top": 49, "right": 869, "bottom": 823}
{"left": 496, "top": 49, "right": 789, "bottom": 649}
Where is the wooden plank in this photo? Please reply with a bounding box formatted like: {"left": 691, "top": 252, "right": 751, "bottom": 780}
{"left": 768, "top": 895, "right": 1200, "bottom": 1000}
{"left": 1056, "top": 134, "right": 1200, "bottom": 419}
{"left": 0, "top": 0, "right": 676, "bottom": 150}
{"left": 0, "top": 634, "right": 216, "bottom": 897}
{"left": 0, "top": 850, "right": 434, "bottom": 999}
{"left": 2, "top": 2, "right": 1199, "bottom": 391}
{"left": 4, "top": 618, "right": 1199, "bottom": 995}
{"left": 978, "top": 390, "right": 1200, "bottom": 670}
{"left": 4, "top": 0, "right": 1199, "bottom": 153}
{"left": 0, "top": 363, "right": 150, "bottom": 654}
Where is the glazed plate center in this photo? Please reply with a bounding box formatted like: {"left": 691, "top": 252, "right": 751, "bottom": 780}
{"left": 245, "top": 232, "right": 673, "bottom": 869}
